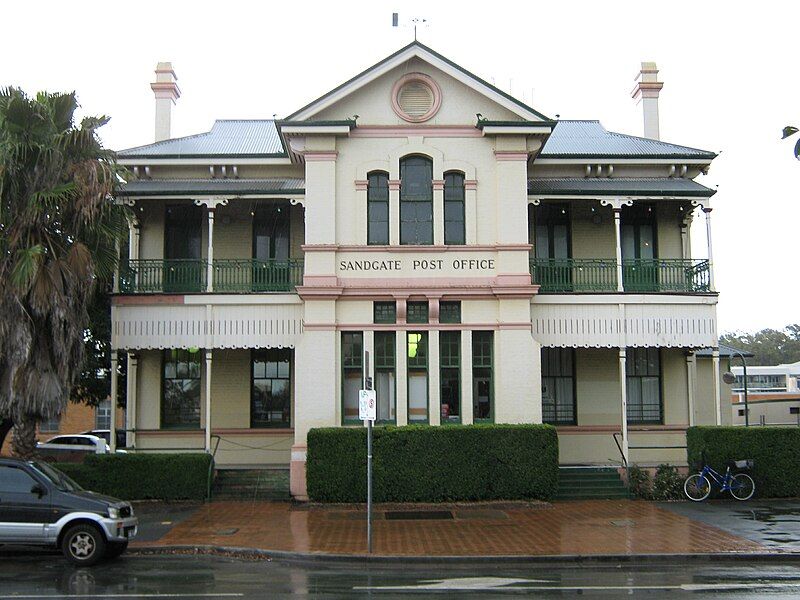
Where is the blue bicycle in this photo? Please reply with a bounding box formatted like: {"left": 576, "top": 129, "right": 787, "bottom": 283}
{"left": 684, "top": 459, "right": 755, "bottom": 501}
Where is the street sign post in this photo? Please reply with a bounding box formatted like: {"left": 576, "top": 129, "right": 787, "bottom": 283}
{"left": 361, "top": 351, "right": 373, "bottom": 553}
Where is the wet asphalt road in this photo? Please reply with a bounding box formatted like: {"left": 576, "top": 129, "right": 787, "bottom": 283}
{"left": 660, "top": 499, "right": 800, "bottom": 550}
{"left": 3, "top": 554, "right": 800, "bottom": 598}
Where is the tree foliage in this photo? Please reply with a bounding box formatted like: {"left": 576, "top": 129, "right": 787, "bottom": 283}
{"left": 719, "top": 324, "right": 800, "bottom": 366}
{"left": 0, "top": 87, "right": 128, "bottom": 456}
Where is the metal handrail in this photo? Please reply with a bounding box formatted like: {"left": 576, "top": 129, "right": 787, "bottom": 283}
{"left": 612, "top": 432, "right": 628, "bottom": 469}
{"left": 206, "top": 435, "right": 221, "bottom": 502}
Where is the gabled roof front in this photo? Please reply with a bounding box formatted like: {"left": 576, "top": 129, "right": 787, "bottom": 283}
{"left": 118, "top": 120, "right": 286, "bottom": 159}
{"left": 541, "top": 120, "right": 716, "bottom": 160}
{"left": 286, "top": 41, "right": 552, "bottom": 122}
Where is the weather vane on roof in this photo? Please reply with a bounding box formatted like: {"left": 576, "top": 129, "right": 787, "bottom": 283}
{"left": 392, "top": 13, "right": 428, "bottom": 42}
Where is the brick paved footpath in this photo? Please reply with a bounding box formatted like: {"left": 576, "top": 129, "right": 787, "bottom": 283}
{"left": 132, "top": 499, "right": 765, "bottom": 557}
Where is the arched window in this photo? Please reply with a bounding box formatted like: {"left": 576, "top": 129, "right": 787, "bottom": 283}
{"left": 367, "top": 171, "right": 389, "bottom": 245}
{"left": 444, "top": 171, "right": 465, "bottom": 245}
{"left": 400, "top": 155, "right": 433, "bottom": 245}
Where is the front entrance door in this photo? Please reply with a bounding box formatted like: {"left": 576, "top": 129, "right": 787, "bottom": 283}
{"left": 621, "top": 203, "right": 658, "bottom": 291}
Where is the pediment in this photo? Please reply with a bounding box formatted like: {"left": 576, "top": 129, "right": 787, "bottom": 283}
{"left": 286, "top": 42, "right": 551, "bottom": 126}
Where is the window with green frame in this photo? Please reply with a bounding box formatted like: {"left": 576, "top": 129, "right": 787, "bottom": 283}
{"left": 162, "top": 349, "right": 202, "bottom": 429}
{"left": 400, "top": 155, "right": 433, "bottom": 245}
{"left": 407, "top": 332, "right": 428, "bottom": 423}
{"left": 444, "top": 171, "right": 465, "bottom": 245}
{"left": 251, "top": 349, "right": 292, "bottom": 428}
{"left": 439, "top": 301, "right": 461, "bottom": 324}
{"left": 373, "top": 301, "right": 396, "bottom": 324}
{"left": 374, "top": 332, "right": 396, "bottom": 423}
{"left": 626, "top": 347, "right": 662, "bottom": 424}
{"left": 342, "top": 332, "right": 363, "bottom": 423}
{"left": 440, "top": 331, "right": 460, "bottom": 423}
{"left": 472, "top": 331, "right": 493, "bottom": 421}
{"left": 541, "top": 347, "right": 576, "bottom": 425}
{"left": 407, "top": 300, "right": 429, "bottom": 324}
{"left": 367, "top": 171, "right": 389, "bottom": 245}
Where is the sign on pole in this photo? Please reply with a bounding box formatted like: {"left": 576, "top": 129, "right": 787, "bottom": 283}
{"left": 359, "top": 389, "right": 377, "bottom": 421}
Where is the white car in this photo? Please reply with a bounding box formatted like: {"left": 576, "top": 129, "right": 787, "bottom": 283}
{"left": 37, "top": 434, "right": 111, "bottom": 455}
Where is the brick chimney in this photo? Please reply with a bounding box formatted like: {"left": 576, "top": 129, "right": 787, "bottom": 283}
{"left": 631, "top": 62, "right": 663, "bottom": 140}
{"left": 150, "top": 62, "right": 180, "bottom": 142}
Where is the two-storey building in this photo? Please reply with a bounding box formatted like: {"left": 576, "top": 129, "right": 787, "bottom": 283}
{"left": 112, "top": 43, "right": 729, "bottom": 499}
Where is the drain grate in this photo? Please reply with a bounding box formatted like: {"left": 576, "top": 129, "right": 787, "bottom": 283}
{"left": 384, "top": 510, "right": 454, "bottom": 521}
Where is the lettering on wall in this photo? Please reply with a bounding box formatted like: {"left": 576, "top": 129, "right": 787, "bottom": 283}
{"left": 337, "top": 255, "right": 496, "bottom": 275}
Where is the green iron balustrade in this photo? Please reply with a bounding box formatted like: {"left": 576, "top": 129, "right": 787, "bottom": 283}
{"left": 120, "top": 259, "right": 207, "bottom": 293}
{"left": 529, "top": 258, "right": 618, "bottom": 292}
{"left": 119, "top": 258, "right": 304, "bottom": 293}
{"left": 530, "top": 258, "right": 710, "bottom": 293}
{"left": 622, "top": 259, "right": 710, "bottom": 293}
{"left": 213, "top": 259, "right": 304, "bottom": 292}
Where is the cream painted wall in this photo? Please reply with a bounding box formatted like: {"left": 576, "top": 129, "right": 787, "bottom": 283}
{"left": 570, "top": 202, "right": 616, "bottom": 259}
{"left": 136, "top": 350, "right": 162, "bottom": 430}
{"left": 210, "top": 349, "right": 250, "bottom": 428}
{"left": 314, "top": 57, "right": 522, "bottom": 125}
{"left": 575, "top": 349, "right": 621, "bottom": 426}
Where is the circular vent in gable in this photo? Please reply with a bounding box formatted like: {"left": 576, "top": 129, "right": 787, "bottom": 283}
{"left": 391, "top": 73, "right": 442, "bottom": 123}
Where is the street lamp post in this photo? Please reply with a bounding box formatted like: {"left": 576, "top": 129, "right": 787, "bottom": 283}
{"left": 731, "top": 349, "right": 750, "bottom": 427}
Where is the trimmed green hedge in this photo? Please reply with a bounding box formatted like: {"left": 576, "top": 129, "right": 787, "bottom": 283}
{"left": 53, "top": 453, "right": 212, "bottom": 501}
{"left": 687, "top": 426, "right": 800, "bottom": 498}
{"left": 307, "top": 424, "right": 558, "bottom": 502}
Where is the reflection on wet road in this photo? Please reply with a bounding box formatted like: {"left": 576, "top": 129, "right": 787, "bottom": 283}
{"left": 2, "top": 554, "right": 800, "bottom": 598}
{"left": 661, "top": 500, "right": 800, "bottom": 550}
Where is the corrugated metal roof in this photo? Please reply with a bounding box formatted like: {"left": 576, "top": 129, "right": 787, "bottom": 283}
{"left": 117, "top": 178, "right": 304, "bottom": 196}
{"left": 118, "top": 120, "right": 285, "bottom": 158}
{"left": 528, "top": 177, "right": 715, "bottom": 197}
{"left": 696, "top": 345, "right": 754, "bottom": 358}
{"left": 541, "top": 120, "right": 716, "bottom": 159}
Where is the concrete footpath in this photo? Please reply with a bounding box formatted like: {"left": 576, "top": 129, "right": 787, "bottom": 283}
{"left": 129, "top": 498, "right": 800, "bottom": 559}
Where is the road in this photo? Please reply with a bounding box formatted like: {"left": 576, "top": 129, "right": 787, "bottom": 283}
{"left": 3, "top": 553, "right": 800, "bottom": 598}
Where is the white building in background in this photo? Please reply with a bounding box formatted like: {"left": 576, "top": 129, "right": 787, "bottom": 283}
{"left": 110, "top": 42, "right": 730, "bottom": 499}
{"left": 732, "top": 360, "right": 800, "bottom": 426}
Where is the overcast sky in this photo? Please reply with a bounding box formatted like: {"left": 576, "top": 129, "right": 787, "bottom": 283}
{"left": 2, "top": 0, "right": 798, "bottom": 334}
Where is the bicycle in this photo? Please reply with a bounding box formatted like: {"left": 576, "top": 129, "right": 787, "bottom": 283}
{"left": 684, "top": 459, "right": 755, "bottom": 501}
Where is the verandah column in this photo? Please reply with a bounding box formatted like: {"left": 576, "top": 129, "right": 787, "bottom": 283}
{"left": 686, "top": 351, "right": 696, "bottom": 427}
{"left": 126, "top": 353, "right": 139, "bottom": 448}
{"left": 204, "top": 349, "right": 212, "bottom": 452}
{"left": 109, "top": 351, "right": 118, "bottom": 453}
{"left": 600, "top": 198, "right": 632, "bottom": 292}
{"left": 618, "top": 348, "right": 629, "bottom": 464}
{"left": 703, "top": 205, "right": 715, "bottom": 292}
{"left": 206, "top": 208, "right": 215, "bottom": 292}
{"left": 712, "top": 348, "right": 721, "bottom": 425}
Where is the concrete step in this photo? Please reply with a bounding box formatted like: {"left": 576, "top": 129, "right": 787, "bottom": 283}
{"left": 211, "top": 468, "right": 290, "bottom": 501}
{"left": 556, "top": 466, "right": 629, "bottom": 500}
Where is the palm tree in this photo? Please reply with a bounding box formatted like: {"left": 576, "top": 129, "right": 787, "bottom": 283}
{"left": 0, "top": 88, "right": 128, "bottom": 457}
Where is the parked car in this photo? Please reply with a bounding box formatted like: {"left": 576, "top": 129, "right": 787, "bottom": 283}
{"left": 81, "top": 429, "right": 126, "bottom": 449}
{"left": 37, "top": 434, "right": 110, "bottom": 455}
{"left": 0, "top": 457, "right": 138, "bottom": 565}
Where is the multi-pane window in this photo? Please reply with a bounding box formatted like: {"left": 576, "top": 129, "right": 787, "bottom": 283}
{"left": 251, "top": 349, "right": 292, "bottom": 428}
{"left": 95, "top": 399, "right": 112, "bottom": 430}
{"left": 541, "top": 348, "right": 576, "bottom": 425}
{"left": 440, "top": 331, "right": 461, "bottom": 423}
{"left": 444, "top": 171, "right": 465, "bottom": 245}
{"left": 373, "top": 301, "right": 396, "bottom": 324}
{"left": 342, "top": 332, "right": 363, "bottom": 423}
{"left": 40, "top": 414, "right": 61, "bottom": 433}
{"left": 407, "top": 301, "right": 429, "bottom": 324}
{"left": 400, "top": 156, "right": 433, "bottom": 245}
{"left": 407, "top": 332, "right": 429, "bottom": 422}
{"left": 472, "top": 331, "right": 493, "bottom": 421}
{"left": 367, "top": 171, "right": 389, "bottom": 245}
{"left": 254, "top": 203, "right": 290, "bottom": 261}
{"left": 162, "top": 349, "right": 201, "bottom": 429}
{"left": 375, "top": 332, "right": 396, "bottom": 423}
{"left": 533, "top": 203, "right": 570, "bottom": 260}
{"left": 439, "top": 301, "right": 461, "bottom": 324}
{"left": 626, "top": 347, "right": 662, "bottom": 424}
